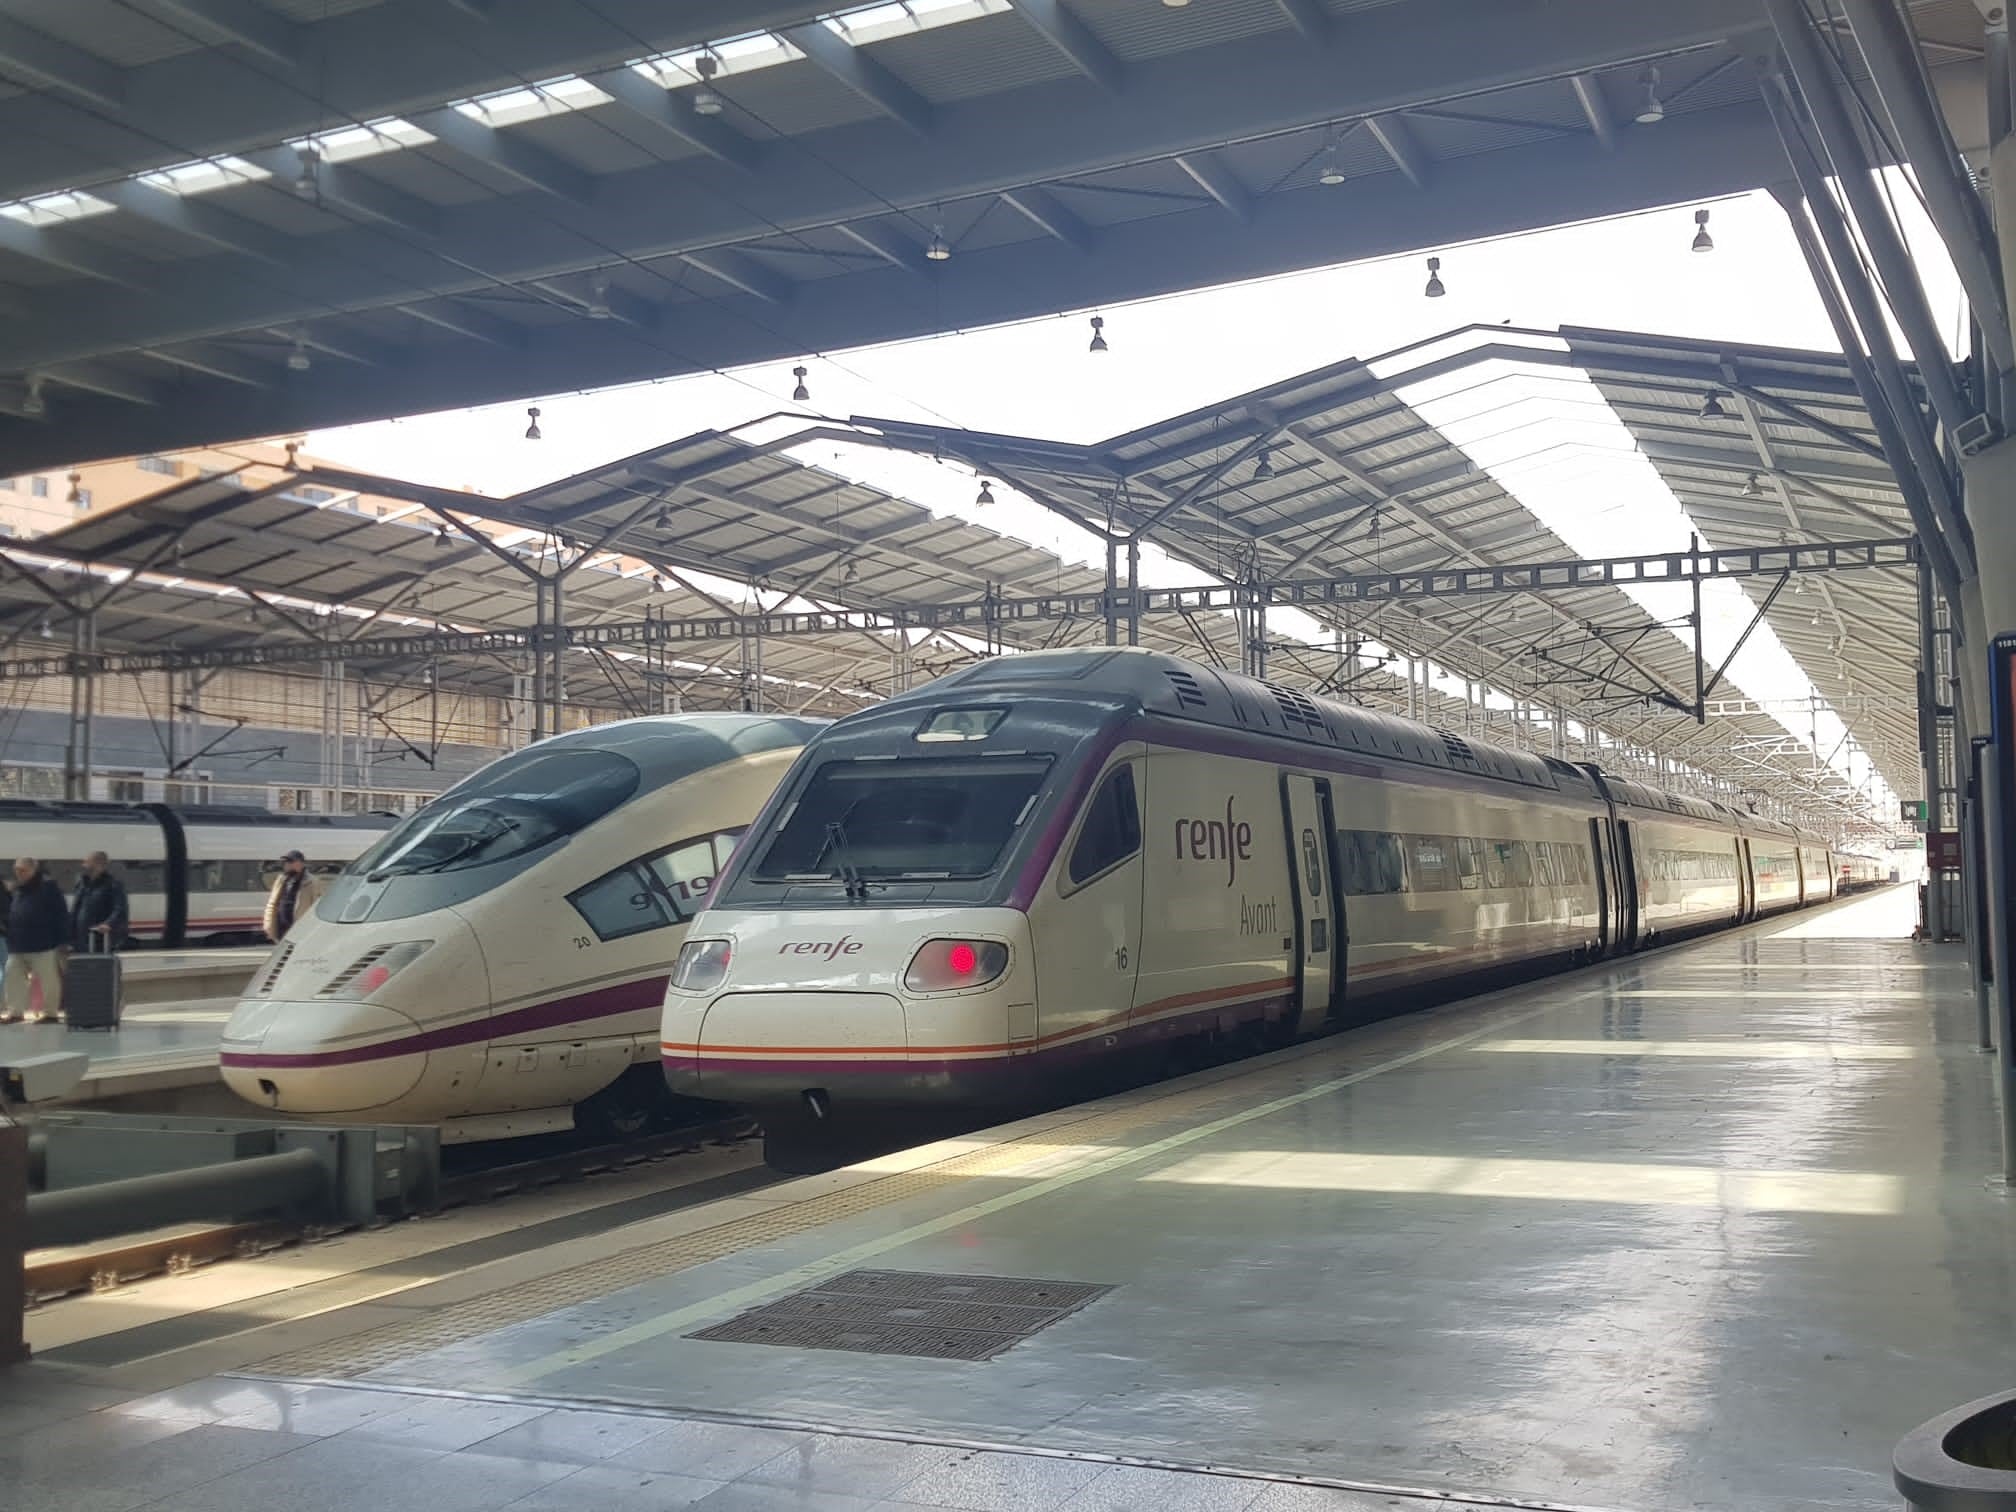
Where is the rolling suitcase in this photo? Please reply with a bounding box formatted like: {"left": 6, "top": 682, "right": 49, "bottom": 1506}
{"left": 63, "top": 934, "right": 123, "bottom": 1031}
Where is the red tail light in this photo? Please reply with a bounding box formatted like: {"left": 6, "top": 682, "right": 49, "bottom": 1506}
{"left": 905, "top": 938, "right": 1008, "bottom": 994}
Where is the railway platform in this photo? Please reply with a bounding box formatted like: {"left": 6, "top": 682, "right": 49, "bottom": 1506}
{"left": 0, "top": 950, "right": 262, "bottom": 1110}
{"left": 2, "top": 887, "right": 2000, "bottom": 1512}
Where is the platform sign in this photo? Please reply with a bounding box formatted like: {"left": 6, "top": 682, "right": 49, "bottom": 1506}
{"left": 1901, "top": 799, "right": 1928, "bottom": 823}
{"left": 1928, "top": 832, "right": 1963, "bottom": 870}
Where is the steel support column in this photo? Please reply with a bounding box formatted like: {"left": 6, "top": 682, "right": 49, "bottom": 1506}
{"left": 1763, "top": 141, "right": 1967, "bottom": 596}
{"left": 1839, "top": 0, "right": 2011, "bottom": 370}
{"left": 1920, "top": 561, "right": 1944, "bottom": 936}
{"left": 1767, "top": 0, "right": 1982, "bottom": 454}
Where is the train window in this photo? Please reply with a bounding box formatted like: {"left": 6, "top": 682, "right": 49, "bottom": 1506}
{"left": 756, "top": 757, "right": 1051, "bottom": 881}
{"left": 1346, "top": 831, "right": 1405, "bottom": 895}
{"left": 568, "top": 863, "right": 673, "bottom": 942}
{"left": 354, "top": 748, "right": 641, "bottom": 877}
{"left": 1504, "top": 841, "right": 1533, "bottom": 888}
{"left": 120, "top": 860, "right": 164, "bottom": 893}
{"left": 643, "top": 828, "right": 746, "bottom": 921}
{"left": 1066, "top": 766, "right": 1140, "bottom": 886}
{"left": 1533, "top": 845, "right": 1556, "bottom": 886}
{"left": 1455, "top": 837, "right": 1484, "bottom": 890}
{"left": 1410, "top": 837, "right": 1452, "bottom": 892}
{"left": 1483, "top": 841, "right": 1508, "bottom": 890}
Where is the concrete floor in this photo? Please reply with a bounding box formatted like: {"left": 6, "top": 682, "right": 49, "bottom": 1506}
{"left": 5, "top": 888, "right": 2003, "bottom": 1512}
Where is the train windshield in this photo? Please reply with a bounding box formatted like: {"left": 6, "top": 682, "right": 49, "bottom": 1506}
{"left": 754, "top": 757, "right": 1050, "bottom": 881}
{"left": 351, "top": 749, "right": 641, "bottom": 878}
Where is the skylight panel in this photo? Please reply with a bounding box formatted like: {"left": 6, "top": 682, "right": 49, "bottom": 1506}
{"left": 454, "top": 74, "right": 612, "bottom": 128}
{"left": 287, "top": 116, "right": 433, "bottom": 166}
{"left": 137, "top": 156, "right": 270, "bottom": 197}
{"left": 0, "top": 190, "right": 114, "bottom": 227}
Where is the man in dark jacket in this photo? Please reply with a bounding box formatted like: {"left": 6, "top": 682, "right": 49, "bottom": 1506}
{"left": 3, "top": 857, "right": 68, "bottom": 1023}
{"left": 72, "top": 851, "right": 128, "bottom": 954}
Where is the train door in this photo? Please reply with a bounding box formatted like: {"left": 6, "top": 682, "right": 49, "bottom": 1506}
{"left": 1616, "top": 820, "right": 1641, "bottom": 948}
{"left": 1280, "top": 773, "right": 1339, "bottom": 1030}
{"left": 1040, "top": 757, "right": 1144, "bottom": 1048}
{"left": 1588, "top": 818, "right": 1610, "bottom": 954}
{"left": 1738, "top": 838, "right": 1755, "bottom": 922}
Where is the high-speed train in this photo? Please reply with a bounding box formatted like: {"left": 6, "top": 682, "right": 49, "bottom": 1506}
{"left": 1837, "top": 852, "right": 1892, "bottom": 891}
{"left": 661, "top": 648, "right": 1854, "bottom": 1158}
{"left": 0, "top": 799, "right": 388, "bottom": 945}
{"left": 220, "top": 714, "right": 823, "bottom": 1140}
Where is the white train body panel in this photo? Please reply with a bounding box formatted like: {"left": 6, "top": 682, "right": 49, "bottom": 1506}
{"left": 220, "top": 715, "right": 819, "bottom": 1132}
{"left": 663, "top": 650, "right": 1850, "bottom": 1120}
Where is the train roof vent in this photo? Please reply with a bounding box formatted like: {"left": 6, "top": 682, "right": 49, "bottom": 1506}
{"left": 1267, "top": 683, "right": 1327, "bottom": 735}
{"left": 249, "top": 940, "right": 293, "bottom": 997}
{"left": 1436, "top": 729, "right": 1475, "bottom": 763}
{"left": 1163, "top": 668, "right": 1209, "bottom": 709}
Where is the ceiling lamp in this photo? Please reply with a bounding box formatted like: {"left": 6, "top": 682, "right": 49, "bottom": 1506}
{"left": 524, "top": 405, "right": 542, "bottom": 440}
{"left": 692, "top": 53, "right": 725, "bottom": 116}
{"left": 434, "top": 523, "right": 452, "bottom": 550}
{"left": 21, "top": 375, "right": 44, "bottom": 417}
{"left": 1161, "top": 0, "right": 1189, "bottom": 7}
{"left": 791, "top": 365, "right": 810, "bottom": 402}
{"left": 37, "top": 618, "right": 50, "bottom": 640}
{"left": 1740, "top": 471, "right": 1763, "bottom": 497}
{"left": 65, "top": 472, "right": 81, "bottom": 505}
{"left": 1253, "top": 446, "right": 1275, "bottom": 481}
{"left": 926, "top": 225, "right": 952, "bottom": 261}
{"left": 1698, "top": 390, "right": 1730, "bottom": 421}
{"left": 976, "top": 479, "right": 996, "bottom": 506}
{"left": 1691, "top": 207, "right": 1713, "bottom": 253}
{"left": 587, "top": 277, "right": 612, "bottom": 319}
{"left": 652, "top": 572, "right": 668, "bottom": 593}
{"left": 1423, "top": 256, "right": 1445, "bottom": 298}
{"left": 653, "top": 505, "right": 673, "bottom": 530}
{"left": 1635, "top": 65, "right": 1664, "bottom": 125}
{"left": 287, "top": 334, "right": 312, "bottom": 372}
{"left": 294, "top": 144, "right": 320, "bottom": 197}
{"left": 1088, "top": 314, "right": 1108, "bottom": 352}
{"left": 1317, "top": 139, "right": 1346, "bottom": 187}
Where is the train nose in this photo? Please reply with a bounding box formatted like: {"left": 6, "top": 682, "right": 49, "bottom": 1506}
{"left": 220, "top": 999, "right": 427, "bottom": 1114}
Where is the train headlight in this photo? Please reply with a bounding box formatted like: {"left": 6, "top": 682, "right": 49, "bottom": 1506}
{"left": 671, "top": 938, "right": 732, "bottom": 994}
{"left": 315, "top": 940, "right": 432, "bottom": 1001}
{"left": 904, "top": 939, "right": 1009, "bottom": 994}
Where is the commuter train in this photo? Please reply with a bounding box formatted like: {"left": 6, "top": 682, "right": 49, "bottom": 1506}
{"left": 1837, "top": 852, "right": 1892, "bottom": 891}
{"left": 661, "top": 649, "right": 1858, "bottom": 1158}
{"left": 220, "top": 714, "right": 823, "bottom": 1140}
{"left": 0, "top": 799, "right": 388, "bottom": 945}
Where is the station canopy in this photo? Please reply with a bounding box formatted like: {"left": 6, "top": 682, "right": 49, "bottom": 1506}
{"left": 0, "top": 325, "right": 1924, "bottom": 833}
{"left": 0, "top": 0, "right": 1987, "bottom": 475}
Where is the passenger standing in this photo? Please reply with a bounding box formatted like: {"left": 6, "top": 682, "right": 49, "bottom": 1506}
{"left": 2, "top": 858, "right": 68, "bottom": 1024}
{"left": 263, "top": 850, "right": 323, "bottom": 943}
{"left": 71, "top": 851, "right": 128, "bottom": 953}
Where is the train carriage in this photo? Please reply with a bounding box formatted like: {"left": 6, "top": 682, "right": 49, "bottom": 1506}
{"left": 0, "top": 799, "right": 386, "bottom": 945}
{"left": 220, "top": 713, "right": 822, "bottom": 1140}
{"left": 662, "top": 649, "right": 1850, "bottom": 1159}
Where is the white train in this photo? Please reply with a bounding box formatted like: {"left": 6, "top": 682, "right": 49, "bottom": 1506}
{"left": 661, "top": 649, "right": 1853, "bottom": 1161}
{"left": 219, "top": 714, "right": 823, "bottom": 1140}
{"left": 0, "top": 799, "right": 388, "bottom": 945}
{"left": 1836, "top": 852, "right": 1893, "bottom": 891}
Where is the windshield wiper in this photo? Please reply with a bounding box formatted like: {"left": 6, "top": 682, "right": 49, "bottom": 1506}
{"left": 821, "top": 821, "right": 872, "bottom": 902}
{"left": 410, "top": 815, "right": 520, "bottom": 874}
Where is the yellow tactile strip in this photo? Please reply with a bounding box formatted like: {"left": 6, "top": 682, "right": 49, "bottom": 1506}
{"left": 249, "top": 1048, "right": 1341, "bottom": 1382}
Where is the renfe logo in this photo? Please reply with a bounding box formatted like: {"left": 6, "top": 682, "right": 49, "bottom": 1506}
{"left": 1175, "top": 796, "right": 1253, "bottom": 887}
{"left": 780, "top": 936, "right": 865, "bottom": 960}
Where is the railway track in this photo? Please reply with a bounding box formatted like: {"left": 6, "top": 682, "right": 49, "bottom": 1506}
{"left": 24, "top": 1113, "right": 759, "bottom": 1305}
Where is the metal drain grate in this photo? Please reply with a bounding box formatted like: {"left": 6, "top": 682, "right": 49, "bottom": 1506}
{"left": 688, "top": 1269, "right": 1113, "bottom": 1361}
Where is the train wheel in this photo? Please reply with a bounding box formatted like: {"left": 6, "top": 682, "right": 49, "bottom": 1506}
{"left": 573, "top": 1066, "right": 670, "bottom": 1140}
